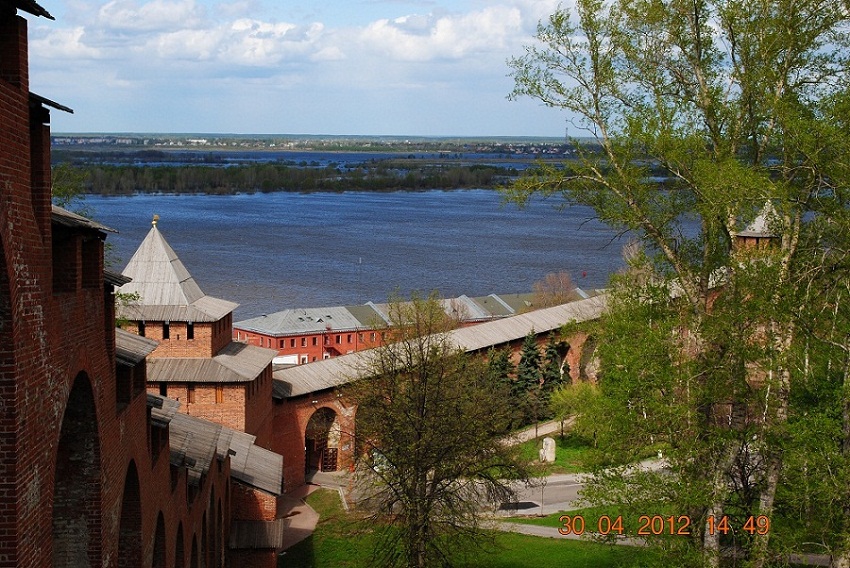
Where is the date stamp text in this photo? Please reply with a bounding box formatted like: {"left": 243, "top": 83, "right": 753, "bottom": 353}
{"left": 557, "top": 514, "right": 770, "bottom": 536}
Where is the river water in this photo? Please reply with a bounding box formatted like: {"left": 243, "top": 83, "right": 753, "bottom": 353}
{"left": 85, "top": 189, "right": 626, "bottom": 320}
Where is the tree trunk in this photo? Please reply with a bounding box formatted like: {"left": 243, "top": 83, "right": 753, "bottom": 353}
{"left": 703, "top": 443, "right": 737, "bottom": 567}
{"left": 751, "top": 341, "right": 793, "bottom": 568}
{"left": 833, "top": 356, "right": 850, "bottom": 568}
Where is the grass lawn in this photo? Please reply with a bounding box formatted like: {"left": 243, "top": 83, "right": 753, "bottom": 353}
{"left": 281, "top": 489, "right": 661, "bottom": 568}
{"left": 516, "top": 432, "right": 596, "bottom": 475}
{"left": 502, "top": 506, "right": 666, "bottom": 536}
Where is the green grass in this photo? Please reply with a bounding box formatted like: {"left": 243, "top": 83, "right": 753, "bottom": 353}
{"left": 517, "top": 432, "right": 596, "bottom": 474}
{"left": 502, "top": 505, "right": 670, "bottom": 536}
{"left": 281, "top": 489, "right": 661, "bottom": 568}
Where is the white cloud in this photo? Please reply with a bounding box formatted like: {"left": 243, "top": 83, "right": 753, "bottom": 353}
{"left": 97, "top": 0, "right": 206, "bottom": 32}
{"left": 148, "top": 28, "right": 219, "bottom": 60}
{"left": 358, "top": 6, "right": 525, "bottom": 61}
{"left": 29, "top": 0, "right": 571, "bottom": 135}
{"left": 30, "top": 27, "right": 101, "bottom": 59}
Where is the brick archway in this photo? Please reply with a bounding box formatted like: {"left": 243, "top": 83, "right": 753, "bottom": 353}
{"left": 52, "top": 372, "right": 101, "bottom": 568}
{"left": 305, "top": 407, "right": 340, "bottom": 472}
{"left": 276, "top": 393, "right": 357, "bottom": 492}
{"left": 174, "top": 523, "right": 185, "bottom": 568}
{"left": 117, "top": 461, "right": 142, "bottom": 567}
{"left": 151, "top": 513, "right": 166, "bottom": 568}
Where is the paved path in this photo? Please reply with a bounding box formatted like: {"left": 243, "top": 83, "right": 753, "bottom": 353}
{"left": 277, "top": 470, "right": 352, "bottom": 550}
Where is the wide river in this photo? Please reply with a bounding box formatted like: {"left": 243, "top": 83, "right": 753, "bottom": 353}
{"left": 85, "top": 189, "right": 626, "bottom": 321}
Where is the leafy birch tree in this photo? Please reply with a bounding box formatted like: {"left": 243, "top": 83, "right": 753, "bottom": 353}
{"left": 349, "top": 294, "right": 531, "bottom": 568}
{"left": 508, "top": 1, "right": 850, "bottom": 565}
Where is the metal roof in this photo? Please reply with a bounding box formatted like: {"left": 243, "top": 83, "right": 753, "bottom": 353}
{"left": 235, "top": 305, "right": 377, "bottom": 336}
{"left": 148, "top": 342, "right": 277, "bottom": 384}
{"left": 440, "top": 295, "right": 491, "bottom": 321}
{"left": 468, "top": 294, "right": 516, "bottom": 317}
{"left": 115, "top": 328, "right": 158, "bottom": 366}
{"left": 736, "top": 202, "right": 777, "bottom": 238}
{"left": 148, "top": 394, "right": 283, "bottom": 495}
{"left": 235, "top": 291, "right": 589, "bottom": 338}
{"left": 118, "top": 221, "right": 237, "bottom": 322}
{"left": 272, "top": 294, "right": 608, "bottom": 399}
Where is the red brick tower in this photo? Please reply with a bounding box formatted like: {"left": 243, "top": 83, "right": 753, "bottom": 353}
{"left": 0, "top": 3, "right": 245, "bottom": 566}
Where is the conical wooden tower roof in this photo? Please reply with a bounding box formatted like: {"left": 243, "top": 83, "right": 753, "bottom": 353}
{"left": 119, "top": 216, "right": 237, "bottom": 322}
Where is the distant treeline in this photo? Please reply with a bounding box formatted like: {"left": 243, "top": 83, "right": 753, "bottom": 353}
{"left": 69, "top": 162, "right": 521, "bottom": 194}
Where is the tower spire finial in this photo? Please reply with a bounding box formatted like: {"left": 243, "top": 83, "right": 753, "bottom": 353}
{"left": 152, "top": 214, "right": 159, "bottom": 227}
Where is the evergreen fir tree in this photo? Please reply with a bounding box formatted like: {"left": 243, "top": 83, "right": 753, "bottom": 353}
{"left": 486, "top": 347, "right": 514, "bottom": 389}
{"left": 516, "top": 331, "right": 543, "bottom": 424}
{"left": 542, "top": 333, "right": 566, "bottom": 394}
{"left": 516, "top": 331, "right": 542, "bottom": 392}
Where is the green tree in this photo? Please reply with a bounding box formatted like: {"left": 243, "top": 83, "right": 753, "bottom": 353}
{"left": 349, "top": 294, "right": 531, "bottom": 568}
{"left": 550, "top": 380, "right": 599, "bottom": 441}
{"left": 516, "top": 331, "right": 543, "bottom": 425}
{"left": 51, "top": 162, "right": 88, "bottom": 212}
{"left": 508, "top": 1, "right": 850, "bottom": 565}
{"left": 486, "top": 347, "right": 514, "bottom": 392}
{"left": 516, "top": 331, "right": 541, "bottom": 393}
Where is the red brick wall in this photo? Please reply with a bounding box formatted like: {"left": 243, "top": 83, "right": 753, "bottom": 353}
{"left": 273, "top": 393, "right": 356, "bottom": 493}
{"left": 229, "top": 550, "right": 278, "bottom": 568}
{"left": 128, "top": 315, "right": 236, "bottom": 360}
{"left": 136, "top": 321, "right": 216, "bottom": 358}
{"left": 236, "top": 328, "right": 384, "bottom": 363}
{"left": 244, "top": 365, "right": 274, "bottom": 448}
{"left": 0, "top": 12, "right": 247, "bottom": 567}
{"left": 231, "top": 483, "right": 277, "bottom": 522}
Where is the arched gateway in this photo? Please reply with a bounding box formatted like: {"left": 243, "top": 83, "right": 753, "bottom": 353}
{"left": 305, "top": 407, "right": 340, "bottom": 472}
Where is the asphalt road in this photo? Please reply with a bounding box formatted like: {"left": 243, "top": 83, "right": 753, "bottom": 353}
{"left": 496, "top": 473, "right": 586, "bottom": 517}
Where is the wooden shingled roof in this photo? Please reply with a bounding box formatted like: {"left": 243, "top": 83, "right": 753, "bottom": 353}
{"left": 115, "top": 328, "right": 158, "bottom": 366}
{"left": 147, "top": 394, "right": 283, "bottom": 495}
{"left": 118, "top": 220, "right": 237, "bottom": 322}
{"left": 52, "top": 205, "right": 116, "bottom": 234}
{"left": 7, "top": 0, "right": 53, "bottom": 19}
{"left": 147, "top": 341, "right": 277, "bottom": 383}
{"left": 272, "top": 294, "right": 608, "bottom": 399}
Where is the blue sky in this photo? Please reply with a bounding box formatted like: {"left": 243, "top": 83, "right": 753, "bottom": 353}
{"left": 26, "top": 0, "right": 570, "bottom": 137}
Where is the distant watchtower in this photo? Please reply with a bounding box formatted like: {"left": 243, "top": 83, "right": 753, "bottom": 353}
{"left": 734, "top": 203, "right": 778, "bottom": 251}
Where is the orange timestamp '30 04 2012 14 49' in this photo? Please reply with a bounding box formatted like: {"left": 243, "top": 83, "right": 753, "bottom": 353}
{"left": 557, "top": 514, "right": 770, "bottom": 537}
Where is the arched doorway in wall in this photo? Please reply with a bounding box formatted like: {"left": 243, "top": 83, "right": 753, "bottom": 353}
{"left": 117, "top": 461, "right": 142, "bottom": 567}
{"left": 215, "top": 498, "right": 224, "bottom": 568}
{"left": 52, "top": 373, "right": 101, "bottom": 568}
{"left": 151, "top": 513, "right": 166, "bottom": 568}
{"left": 305, "top": 407, "right": 339, "bottom": 472}
{"left": 190, "top": 535, "right": 199, "bottom": 568}
{"left": 174, "top": 523, "right": 185, "bottom": 568}
{"left": 201, "top": 514, "right": 208, "bottom": 568}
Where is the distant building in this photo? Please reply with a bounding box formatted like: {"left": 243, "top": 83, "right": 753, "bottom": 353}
{"left": 234, "top": 290, "right": 591, "bottom": 364}
{"left": 734, "top": 203, "right": 778, "bottom": 251}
